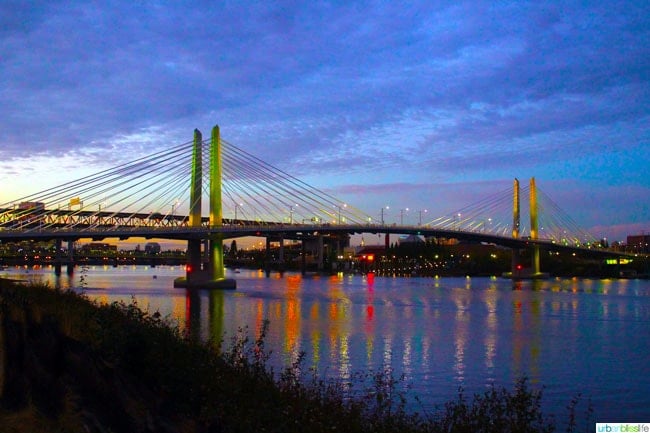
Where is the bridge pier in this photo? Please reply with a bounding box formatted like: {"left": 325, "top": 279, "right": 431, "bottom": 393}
{"left": 66, "top": 240, "right": 75, "bottom": 275}
{"left": 54, "top": 239, "right": 62, "bottom": 276}
{"left": 317, "top": 234, "right": 324, "bottom": 271}
{"left": 265, "top": 237, "right": 271, "bottom": 275}
{"left": 187, "top": 239, "right": 202, "bottom": 276}
{"left": 278, "top": 234, "right": 285, "bottom": 272}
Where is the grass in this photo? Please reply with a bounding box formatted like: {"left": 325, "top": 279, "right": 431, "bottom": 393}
{"left": 0, "top": 279, "right": 592, "bottom": 432}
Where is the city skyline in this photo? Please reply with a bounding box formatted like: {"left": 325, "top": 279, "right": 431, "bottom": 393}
{"left": 1, "top": 1, "right": 648, "bottom": 242}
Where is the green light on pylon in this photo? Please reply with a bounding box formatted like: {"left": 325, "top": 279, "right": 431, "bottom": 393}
{"left": 210, "top": 125, "right": 225, "bottom": 280}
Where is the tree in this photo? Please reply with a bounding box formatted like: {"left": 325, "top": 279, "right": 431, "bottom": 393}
{"left": 230, "top": 239, "right": 238, "bottom": 257}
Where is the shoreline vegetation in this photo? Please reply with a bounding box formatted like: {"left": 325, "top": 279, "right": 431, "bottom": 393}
{"left": 0, "top": 279, "right": 593, "bottom": 433}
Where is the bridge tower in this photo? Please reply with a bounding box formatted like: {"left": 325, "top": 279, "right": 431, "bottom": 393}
{"left": 529, "top": 177, "right": 542, "bottom": 276}
{"left": 508, "top": 177, "right": 547, "bottom": 279}
{"left": 175, "top": 125, "right": 236, "bottom": 289}
{"left": 186, "top": 129, "right": 203, "bottom": 277}
{"left": 512, "top": 178, "right": 520, "bottom": 239}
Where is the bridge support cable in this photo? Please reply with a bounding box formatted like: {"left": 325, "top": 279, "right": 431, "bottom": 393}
{"left": 217, "top": 139, "right": 373, "bottom": 225}
{"left": 223, "top": 141, "right": 364, "bottom": 223}
{"left": 43, "top": 149, "right": 192, "bottom": 231}
{"left": 0, "top": 140, "right": 196, "bottom": 232}
{"left": 426, "top": 185, "right": 514, "bottom": 236}
{"left": 221, "top": 144, "right": 361, "bottom": 224}
{"left": 3, "top": 142, "right": 191, "bottom": 207}
{"left": 534, "top": 187, "right": 598, "bottom": 247}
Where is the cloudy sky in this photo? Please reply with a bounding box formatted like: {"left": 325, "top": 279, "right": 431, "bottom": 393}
{"left": 1, "top": 0, "right": 648, "bottom": 242}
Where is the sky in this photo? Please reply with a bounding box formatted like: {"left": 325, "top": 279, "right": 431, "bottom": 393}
{"left": 1, "top": 0, "right": 649, "bottom": 244}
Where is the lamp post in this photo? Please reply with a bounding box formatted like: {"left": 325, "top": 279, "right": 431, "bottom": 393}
{"left": 483, "top": 217, "right": 492, "bottom": 233}
{"left": 337, "top": 203, "right": 347, "bottom": 224}
{"left": 418, "top": 209, "right": 428, "bottom": 226}
{"left": 289, "top": 204, "right": 298, "bottom": 224}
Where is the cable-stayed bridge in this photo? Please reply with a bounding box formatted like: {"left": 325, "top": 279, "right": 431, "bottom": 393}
{"left": 0, "top": 125, "right": 623, "bottom": 288}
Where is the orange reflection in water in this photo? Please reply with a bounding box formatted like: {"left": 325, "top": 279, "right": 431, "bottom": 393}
{"left": 284, "top": 274, "right": 302, "bottom": 359}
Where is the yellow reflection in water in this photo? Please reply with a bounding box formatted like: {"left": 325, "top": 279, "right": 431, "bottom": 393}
{"left": 308, "top": 301, "right": 323, "bottom": 368}
{"left": 339, "top": 334, "right": 351, "bottom": 381}
{"left": 171, "top": 294, "right": 186, "bottom": 327}
{"left": 453, "top": 288, "right": 470, "bottom": 382}
{"left": 483, "top": 287, "right": 498, "bottom": 371}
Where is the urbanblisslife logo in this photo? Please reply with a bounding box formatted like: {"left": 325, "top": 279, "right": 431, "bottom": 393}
{"left": 596, "top": 424, "right": 650, "bottom": 432}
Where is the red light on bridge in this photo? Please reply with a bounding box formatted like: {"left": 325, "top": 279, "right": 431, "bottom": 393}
{"left": 186, "top": 264, "right": 192, "bottom": 273}
{"left": 516, "top": 264, "right": 523, "bottom": 270}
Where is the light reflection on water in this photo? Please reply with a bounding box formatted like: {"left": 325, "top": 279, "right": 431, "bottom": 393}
{"left": 2, "top": 265, "right": 650, "bottom": 420}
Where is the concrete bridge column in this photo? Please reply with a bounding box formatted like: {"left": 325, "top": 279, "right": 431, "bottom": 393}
{"left": 210, "top": 235, "right": 225, "bottom": 280}
{"left": 265, "top": 238, "right": 271, "bottom": 276}
{"left": 317, "top": 234, "right": 324, "bottom": 271}
{"left": 66, "top": 240, "right": 74, "bottom": 275}
{"left": 203, "top": 239, "right": 210, "bottom": 271}
{"left": 511, "top": 249, "right": 522, "bottom": 278}
{"left": 186, "top": 240, "right": 202, "bottom": 280}
{"left": 278, "top": 235, "right": 285, "bottom": 272}
{"left": 54, "top": 239, "right": 62, "bottom": 276}
{"left": 301, "top": 240, "right": 306, "bottom": 275}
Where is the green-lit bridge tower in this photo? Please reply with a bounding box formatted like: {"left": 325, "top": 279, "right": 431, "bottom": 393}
{"left": 174, "top": 125, "right": 236, "bottom": 290}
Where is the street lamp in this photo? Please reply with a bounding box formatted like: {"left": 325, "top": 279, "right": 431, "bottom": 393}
{"left": 400, "top": 208, "right": 409, "bottom": 225}
{"left": 483, "top": 217, "right": 492, "bottom": 233}
{"left": 289, "top": 204, "right": 298, "bottom": 224}
{"left": 337, "top": 203, "right": 347, "bottom": 224}
{"left": 98, "top": 199, "right": 106, "bottom": 212}
{"left": 418, "top": 209, "right": 428, "bottom": 226}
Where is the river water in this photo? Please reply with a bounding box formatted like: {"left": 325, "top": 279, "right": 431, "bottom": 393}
{"left": 3, "top": 265, "right": 649, "bottom": 422}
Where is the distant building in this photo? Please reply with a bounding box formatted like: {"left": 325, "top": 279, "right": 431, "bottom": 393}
{"left": 18, "top": 201, "right": 45, "bottom": 210}
{"left": 79, "top": 243, "right": 117, "bottom": 253}
{"left": 398, "top": 234, "right": 424, "bottom": 244}
{"left": 627, "top": 234, "right": 650, "bottom": 253}
{"left": 144, "top": 242, "right": 162, "bottom": 254}
{"left": 354, "top": 245, "right": 386, "bottom": 263}
{"left": 16, "top": 201, "right": 45, "bottom": 224}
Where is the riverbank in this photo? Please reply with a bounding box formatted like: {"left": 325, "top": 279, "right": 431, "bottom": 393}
{"left": 1, "top": 279, "right": 591, "bottom": 432}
